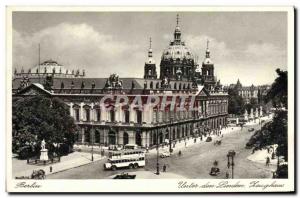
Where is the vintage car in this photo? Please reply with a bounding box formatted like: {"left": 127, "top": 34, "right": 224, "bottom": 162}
{"left": 113, "top": 172, "right": 136, "bottom": 179}
{"left": 160, "top": 151, "right": 171, "bottom": 158}
{"left": 206, "top": 137, "right": 212, "bottom": 142}
{"left": 209, "top": 167, "right": 220, "bottom": 176}
{"left": 248, "top": 128, "right": 255, "bottom": 132}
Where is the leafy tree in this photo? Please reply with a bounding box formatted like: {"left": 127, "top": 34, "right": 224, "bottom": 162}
{"left": 264, "top": 69, "right": 287, "bottom": 108}
{"left": 246, "top": 68, "right": 288, "bottom": 166}
{"left": 12, "top": 95, "right": 79, "bottom": 158}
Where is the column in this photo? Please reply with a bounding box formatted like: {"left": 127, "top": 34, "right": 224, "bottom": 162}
{"left": 80, "top": 102, "right": 84, "bottom": 121}
{"left": 128, "top": 131, "right": 135, "bottom": 144}
{"left": 91, "top": 103, "right": 94, "bottom": 121}
{"left": 141, "top": 131, "right": 147, "bottom": 147}
{"left": 129, "top": 107, "right": 135, "bottom": 123}
{"left": 81, "top": 128, "right": 85, "bottom": 144}
{"left": 103, "top": 128, "right": 108, "bottom": 145}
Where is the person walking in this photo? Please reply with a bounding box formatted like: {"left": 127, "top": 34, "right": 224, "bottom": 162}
{"left": 225, "top": 171, "right": 229, "bottom": 179}
{"left": 266, "top": 156, "right": 270, "bottom": 166}
{"left": 163, "top": 164, "right": 167, "bottom": 172}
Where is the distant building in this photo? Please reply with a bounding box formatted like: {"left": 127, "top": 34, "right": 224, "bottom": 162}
{"left": 224, "top": 79, "right": 271, "bottom": 104}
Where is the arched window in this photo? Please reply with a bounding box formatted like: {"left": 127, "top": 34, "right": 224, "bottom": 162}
{"left": 124, "top": 110, "right": 130, "bottom": 123}
{"left": 73, "top": 104, "right": 80, "bottom": 121}
{"left": 136, "top": 110, "right": 142, "bottom": 124}
{"left": 110, "top": 109, "right": 115, "bottom": 122}
{"left": 94, "top": 105, "right": 101, "bottom": 122}
{"left": 83, "top": 105, "right": 91, "bottom": 121}
{"left": 156, "top": 82, "right": 159, "bottom": 89}
{"left": 150, "top": 81, "right": 153, "bottom": 89}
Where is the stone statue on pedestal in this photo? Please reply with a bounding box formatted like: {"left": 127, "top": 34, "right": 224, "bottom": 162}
{"left": 40, "top": 139, "right": 49, "bottom": 161}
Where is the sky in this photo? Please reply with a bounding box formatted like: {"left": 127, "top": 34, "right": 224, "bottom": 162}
{"left": 12, "top": 11, "right": 288, "bottom": 86}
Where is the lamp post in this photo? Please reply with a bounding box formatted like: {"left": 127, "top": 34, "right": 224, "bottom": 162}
{"left": 227, "top": 150, "right": 236, "bottom": 179}
{"left": 91, "top": 127, "right": 94, "bottom": 162}
{"left": 169, "top": 117, "right": 173, "bottom": 153}
{"left": 156, "top": 128, "right": 160, "bottom": 175}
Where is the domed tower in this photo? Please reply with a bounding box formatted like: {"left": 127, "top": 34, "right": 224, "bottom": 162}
{"left": 160, "top": 14, "right": 196, "bottom": 81}
{"left": 201, "top": 40, "right": 216, "bottom": 90}
{"left": 144, "top": 37, "right": 157, "bottom": 79}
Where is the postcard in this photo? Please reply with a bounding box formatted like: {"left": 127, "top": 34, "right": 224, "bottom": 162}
{"left": 6, "top": 6, "right": 295, "bottom": 193}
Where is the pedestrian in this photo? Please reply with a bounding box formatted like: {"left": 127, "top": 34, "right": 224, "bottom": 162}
{"left": 185, "top": 141, "right": 187, "bottom": 148}
{"left": 50, "top": 166, "right": 53, "bottom": 173}
{"left": 225, "top": 171, "right": 229, "bottom": 179}
{"left": 266, "top": 156, "right": 270, "bottom": 166}
{"left": 163, "top": 164, "right": 167, "bottom": 172}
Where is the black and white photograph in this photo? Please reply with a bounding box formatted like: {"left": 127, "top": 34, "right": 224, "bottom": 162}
{"left": 6, "top": 6, "right": 295, "bottom": 193}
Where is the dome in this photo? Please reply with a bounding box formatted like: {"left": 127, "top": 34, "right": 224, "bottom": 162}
{"left": 161, "top": 43, "right": 194, "bottom": 61}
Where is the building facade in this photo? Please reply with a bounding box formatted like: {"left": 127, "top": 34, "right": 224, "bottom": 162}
{"left": 13, "top": 15, "right": 229, "bottom": 148}
{"left": 224, "top": 79, "right": 271, "bottom": 104}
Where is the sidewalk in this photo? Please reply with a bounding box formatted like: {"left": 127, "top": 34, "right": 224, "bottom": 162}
{"left": 247, "top": 146, "right": 285, "bottom": 167}
{"left": 148, "top": 125, "right": 242, "bottom": 155}
{"left": 148, "top": 115, "right": 272, "bottom": 155}
{"left": 12, "top": 152, "right": 105, "bottom": 178}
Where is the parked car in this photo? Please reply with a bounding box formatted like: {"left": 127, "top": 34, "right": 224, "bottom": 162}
{"left": 248, "top": 128, "right": 255, "bottom": 132}
{"left": 160, "top": 151, "right": 171, "bottom": 158}
{"left": 206, "top": 137, "right": 212, "bottom": 142}
{"left": 113, "top": 172, "right": 136, "bottom": 179}
{"left": 209, "top": 167, "right": 220, "bottom": 176}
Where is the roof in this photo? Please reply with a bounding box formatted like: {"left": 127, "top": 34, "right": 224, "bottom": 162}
{"left": 12, "top": 76, "right": 199, "bottom": 95}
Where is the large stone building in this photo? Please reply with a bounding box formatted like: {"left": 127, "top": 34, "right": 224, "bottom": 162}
{"left": 224, "top": 79, "right": 270, "bottom": 104}
{"left": 13, "top": 15, "right": 228, "bottom": 148}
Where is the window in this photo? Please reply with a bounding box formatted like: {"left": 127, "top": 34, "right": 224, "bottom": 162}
{"left": 75, "top": 109, "right": 80, "bottom": 121}
{"left": 125, "top": 110, "right": 130, "bottom": 123}
{"left": 96, "top": 108, "right": 101, "bottom": 122}
{"left": 85, "top": 108, "right": 90, "bottom": 121}
{"left": 110, "top": 110, "right": 115, "bottom": 122}
{"left": 137, "top": 110, "right": 142, "bottom": 124}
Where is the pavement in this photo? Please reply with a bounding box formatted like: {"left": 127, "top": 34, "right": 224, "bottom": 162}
{"left": 12, "top": 152, "right": 105, "bottom": 178}
{"left": 148, "top": 116, "right": 270, "bottom": 155}
{"left": 247, "top": 146, "right": 286, "bottom": 168}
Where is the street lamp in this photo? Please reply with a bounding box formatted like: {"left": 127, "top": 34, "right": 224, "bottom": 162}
{"left": 156, "top": 128, "right": 160, "bottom": 175}
{"left": 169, "top": 118, "right": 173, "bottom": 153}
{"left": 90, "top": 125, "right": 95, "bottom": 162}
{"left": 227, "top": 150, "right": 236, "bottom": 179}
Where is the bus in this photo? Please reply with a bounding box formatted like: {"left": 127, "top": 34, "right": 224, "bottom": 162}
{"left": 104, "top": 156, "right": 145, "bottom": 171}
{"left": 108, "top": 149, "right": 145, "bottom": 160}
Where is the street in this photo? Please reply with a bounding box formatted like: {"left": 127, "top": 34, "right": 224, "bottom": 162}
{"left": 48, "top": 122, "right": 275, "bottom": 179}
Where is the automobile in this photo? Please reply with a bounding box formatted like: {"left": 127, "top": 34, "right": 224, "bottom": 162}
{"left": 209, "top": 167, "right": 220, "bottom": 176}
{"left": 160, "top": 151, "right": 171, "bottom": 158}
{"left": 124, "top": 144, "right": 140, "bottom": 150}
{"left": 113, "top": 172, "right": 136, "bottom": 179}
{"left": 248, "top": 128, "right": 255, "bottom": 132}
{"left": 206, "top": 137, "right": 212, "bottom": 142}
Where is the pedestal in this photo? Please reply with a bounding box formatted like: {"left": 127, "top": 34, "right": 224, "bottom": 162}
{"left": 40, "top": 149, "right": 49, "bottom": 161}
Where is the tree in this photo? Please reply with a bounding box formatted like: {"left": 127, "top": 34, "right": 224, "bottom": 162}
{"left": 264, "top": 69, "right": 287, "bottom": 109}
{"left": 12, "top": 95, "right": 79, "bottom": 158}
